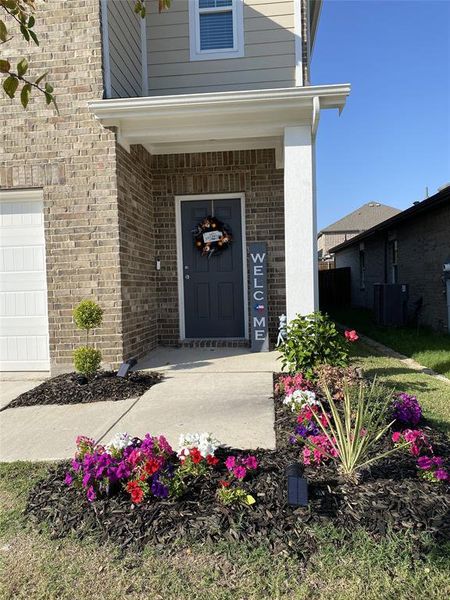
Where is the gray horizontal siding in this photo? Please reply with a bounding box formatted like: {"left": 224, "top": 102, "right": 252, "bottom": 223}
{"left": 147, "top": 0, "right": 295, "bottom": 96}
{"left": 107, "top": 0, "right": 143, "bottom": 98}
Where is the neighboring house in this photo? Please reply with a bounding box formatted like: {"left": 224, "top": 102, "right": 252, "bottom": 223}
{"left": 317, "top": 202, "right": 401, "bottom": 264}
{"left": 1, "top": 0, "right": 350, "bottom": 373}
{"left": 331, "top": 186, "right": 450, "bottom": 332}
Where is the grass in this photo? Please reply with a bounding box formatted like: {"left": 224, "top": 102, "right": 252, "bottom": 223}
{"left": 350, "top": 342, "right": 450, "bottom": 434}
{"left": 330, "top": 306, "right": 450, "bottom": 378}
{"left": 1, "top": 348, "right": 449, "bottom": 599}
{"left": 0, "top": 461, "right": 449, "bottom": 600}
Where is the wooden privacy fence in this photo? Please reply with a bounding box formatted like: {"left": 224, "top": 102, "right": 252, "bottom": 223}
{"left": 319, "top": 267, "right": 351, "bottom": 309}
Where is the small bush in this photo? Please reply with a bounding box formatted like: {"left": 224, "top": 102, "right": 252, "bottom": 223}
{"left": 278, "top": 312, "right": 349, "bottom": 378}
{"left": 73, "top": 346, "right": 102, "bottom": 376}
{"left": 73, "top": 300, "right": 103, "bottom": 334}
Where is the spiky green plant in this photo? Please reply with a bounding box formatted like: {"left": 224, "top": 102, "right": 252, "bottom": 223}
{"left": 306, "top": 379, "right": 409, "bottom": 478}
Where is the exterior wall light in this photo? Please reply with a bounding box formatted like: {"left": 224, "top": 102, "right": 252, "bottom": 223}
{"left": 286, "top": 463, "right": 308, "bottom": 506}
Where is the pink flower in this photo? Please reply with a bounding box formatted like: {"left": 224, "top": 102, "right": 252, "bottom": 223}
{"left": 417, "top": 456, "right": 433, "bottom": 470}
{"left": 302, "top": 447, "right": 312, "bottom": 465}
{"left": 225, "top": 456, "right": 236, "bottom": 470}
{"left": 434, "top": 468, "right": 448, "bottom": 481}
{"left": 392, "top": 431, "right": 402, "bottom": 443}
{"left": 233, "top": 466, "right": 247, "bottom": 479}
{"left": 344, "top": 330, "right": 359, "bottom": 342}
{"left": 243, "top": 456, "right": 258, "bottom": 470}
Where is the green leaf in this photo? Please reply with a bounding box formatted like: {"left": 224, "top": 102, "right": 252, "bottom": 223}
{"left": 17, "top": 58, "right": 28, "bottom": 77}
{"left": 45, "top": 82, "right": 54, "bottom": 94}
{"left": 28, "top": 15, "right": 35, "bottom": 28}
{"left": 20, "top": 83, "right": 31, "bottom": 108}
{"left": 245, "top": 494, "right": 256, "bottom": 505}
{"left": 0, "top": 59, "right": 11, "bottom": 74}
{"left": 44, "top": 91, "right": 53, "bottom": 105}
{"left": 20, "top": 23, "right": 30, "bottom": 42}
{"left": 0, "top": 19, "right": 7, "bottom": 43}
{"left": 34, "top": 72, "right": 47, "bottom": 86}
{"left": 3, "top": 75, "right": 19, "bottom": 98}
{"left": 29, "top": 29, "right": 39, "bottom": 45}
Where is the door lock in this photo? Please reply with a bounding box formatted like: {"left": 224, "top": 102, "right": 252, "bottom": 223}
{"left": 185, "top": 274, "right": 190, "bottom": 280}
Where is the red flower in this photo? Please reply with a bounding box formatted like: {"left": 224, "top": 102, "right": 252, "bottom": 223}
{"left": 344, "top": 329, "right": 359, "bottom": 343}
{"left": 206, "top": 454, "right": 219, "bottom": 466}
{"left": 190, "top": 448, "right": 203, "bottom": 464}
{"left": 126, "top": 480, "right": 144, "bottom": 504}
{"left": 144, "top": 458, "right": 161, "bottom": 476}
{"left": 219, "top": 480, "right": 230, "bottom": 487}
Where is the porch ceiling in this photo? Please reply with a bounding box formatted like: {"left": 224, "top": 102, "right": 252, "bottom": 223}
{"left": 88, "top": 84, "right": 350, "bottom": 167}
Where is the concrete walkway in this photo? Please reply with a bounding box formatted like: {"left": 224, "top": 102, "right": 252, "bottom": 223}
{"left": 0, "top": 347, "right": 279, "bottom": 462}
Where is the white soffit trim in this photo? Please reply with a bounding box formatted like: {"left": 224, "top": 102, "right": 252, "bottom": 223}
{"left": 88, "top": 84, "right": 350, "bottom": 163}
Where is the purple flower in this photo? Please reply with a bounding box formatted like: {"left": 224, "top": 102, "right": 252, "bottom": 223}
{"left": 82, "top": 472, "right": 91, "bottom": 488}
{"left": 233, "top": 466, "right": 247, "bottom": 480}
{"left": 225, "top": 456, "right": 236, "bottom": 470}
{"left": 417, "top": 456, "right": 433, "bottom": 470}
{"left": 86, "top": 486, "right": 96, "bottom": 502}
{"left": 151, "top": 479, "right": 169, "bottom": 498}
{"left": 115, "top": 461, "right": 130, "bottom": 480}
{"left": 243, "top": 456, "right": 258, "bottom": 470}
{"left": 432, "top": 456, "right": 444, "bottom": 466}
{"left": 64, "top": 472, "right": 73, "bottom": 486}
{"left": 434, "top": 468, "right": 449, "bottom": 481}
{"left": 392, "top": 393, "right": 422, "bottom": 426}
{"left": 71, "top": 459, "right": 81, "bottom": 472}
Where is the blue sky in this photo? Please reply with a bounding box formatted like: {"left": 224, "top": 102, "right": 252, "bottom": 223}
{"left": 312, "top": 0, "right": 450, "bottom": 230}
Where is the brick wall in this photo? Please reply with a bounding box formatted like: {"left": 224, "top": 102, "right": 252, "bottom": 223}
{"left": 116, "top": 144, "right": 158, "bottom": 359}
{"left": 1, "top": 1, "right": 123, "bottom": 373}
{"left": 335, "top": 202, "right": 450, "bottom": 331}
{"left": 151, "top": 149, "right": 286, "bottom": 345}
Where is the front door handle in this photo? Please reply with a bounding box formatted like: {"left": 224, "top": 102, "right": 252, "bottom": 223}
{"left": 185, "top": 274, "right": 190, "bottom": 280}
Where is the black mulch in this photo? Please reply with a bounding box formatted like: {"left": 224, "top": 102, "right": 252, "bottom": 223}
{"left": 3, "top": 371, "right": 162, "bottom": 410}
{"left": 26, "top": 391, "right": 450, "bottom": 558}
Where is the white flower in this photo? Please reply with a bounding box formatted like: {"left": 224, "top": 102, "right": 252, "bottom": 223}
{"left": 283, "top": 390, "right": 318, "bottom": 412}
{"left": 106, "top": 432, "right": 133, "bottom": 452}
{"left": 178, "top": 432, "right": 221, "bottom": 458}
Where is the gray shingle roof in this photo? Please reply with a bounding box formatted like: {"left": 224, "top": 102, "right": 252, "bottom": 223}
{"left": 319, "top": 202, "right": 401, "bottom": 235}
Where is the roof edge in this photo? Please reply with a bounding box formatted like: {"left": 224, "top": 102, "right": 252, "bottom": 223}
{"left": 330, "top": 187, "right": 450, "bottom": 253}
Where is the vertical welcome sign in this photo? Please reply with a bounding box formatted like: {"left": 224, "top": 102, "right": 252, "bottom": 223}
{"left": 248, "top": 242, "right": 269, "bottom": 352}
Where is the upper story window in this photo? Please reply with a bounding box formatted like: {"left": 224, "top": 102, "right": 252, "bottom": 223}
{"left": 189, "top": 0, "right": 244, "bottom": 61}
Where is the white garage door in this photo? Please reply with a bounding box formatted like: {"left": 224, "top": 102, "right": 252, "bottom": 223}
{"left": 0, "top": 190, "right": 50, "bottom": 371}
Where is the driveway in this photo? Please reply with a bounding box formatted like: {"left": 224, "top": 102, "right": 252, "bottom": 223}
{"left": 0, "top": 347, "right": 279, "bottom": 461}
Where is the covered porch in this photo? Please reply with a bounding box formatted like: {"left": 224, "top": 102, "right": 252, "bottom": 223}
{"left": 88, "top": 85, "right": 349, "bottom": 361}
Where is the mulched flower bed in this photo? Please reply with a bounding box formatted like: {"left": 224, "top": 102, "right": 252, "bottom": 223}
{"left": 25, "top": 389, "right": 449, "bottom": 558}
{"left": 2, "top": 371, "right": 162, "bottom": 410}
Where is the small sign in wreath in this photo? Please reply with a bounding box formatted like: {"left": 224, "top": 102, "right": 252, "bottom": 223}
{"left": 192, "top": 216, "right": 232, "bottom": 257}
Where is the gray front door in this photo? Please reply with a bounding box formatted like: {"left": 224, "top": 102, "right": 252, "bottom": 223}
{"left": 181, "top": 198, "right": 245, "bottom": 338}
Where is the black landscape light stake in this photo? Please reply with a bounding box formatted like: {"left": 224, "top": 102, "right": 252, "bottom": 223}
{"left": 286, "top": 463, "right": 308, "bottom": 507}
{"left": 117, "top": 357, "right": 138, "bottom": 379}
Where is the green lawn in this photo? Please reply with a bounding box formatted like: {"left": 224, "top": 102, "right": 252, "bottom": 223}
{"left": 350, "top": 341, "right": 450, "bottom": 434}
{"left": 1, "top": 461, "right": 449, "bottom": 600}
{"left": 330, "top": 306, "right": 450, "bottom": 378}
{"left": 1, "top": 349, "right": 449, "bottom": 599}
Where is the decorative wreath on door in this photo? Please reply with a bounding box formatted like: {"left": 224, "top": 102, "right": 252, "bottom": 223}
{"left": 192, "top": 216, "right": 232, "bottom": 257}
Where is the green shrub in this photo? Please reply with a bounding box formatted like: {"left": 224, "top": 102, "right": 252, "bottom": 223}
{"left": 73, "top": 300, "right": 103, "bottom": 344}
{"left": 278, "top": 312, "right": 349, "bottom": 377}
{"left": 73, "top": 346, "right": 102, "bottom": 376}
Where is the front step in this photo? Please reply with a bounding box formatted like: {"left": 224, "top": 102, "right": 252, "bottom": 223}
{"left": 178, "top": 338, "right": 250, "bottom": 348}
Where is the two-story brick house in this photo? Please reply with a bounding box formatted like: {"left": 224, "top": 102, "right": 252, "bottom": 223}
{"left": 0, "top": 0, "right": 350, "bottom": 373}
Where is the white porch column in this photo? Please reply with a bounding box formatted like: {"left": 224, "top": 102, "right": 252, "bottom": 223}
{"left": 284, "top": 125, "right": 318, "bottom": 322}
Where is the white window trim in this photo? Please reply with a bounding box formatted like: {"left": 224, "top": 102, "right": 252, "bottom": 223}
{"left": 189, "top": 0, "right": 244, "bottom": 62}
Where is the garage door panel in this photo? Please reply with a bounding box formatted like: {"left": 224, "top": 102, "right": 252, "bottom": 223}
{"left": 0, "top": 193, "right": 49, "bottom": 371}
{"left": 0, "top": 245, "right": 45, "bottom": 272}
